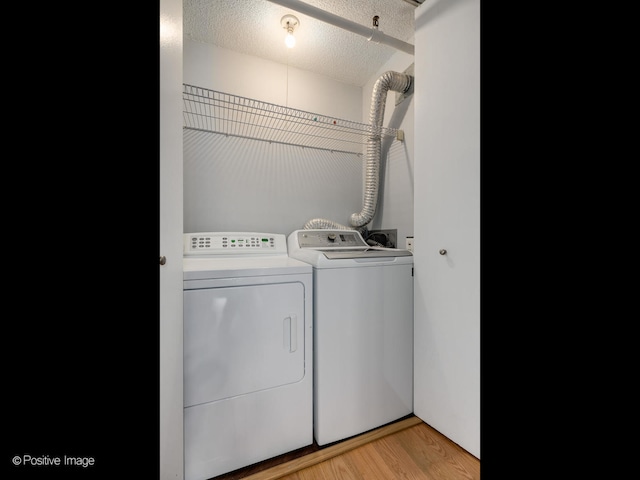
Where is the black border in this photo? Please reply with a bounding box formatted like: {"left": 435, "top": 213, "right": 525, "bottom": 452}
{"left": 3, "top": 2, "right": 159, "bottom": 477}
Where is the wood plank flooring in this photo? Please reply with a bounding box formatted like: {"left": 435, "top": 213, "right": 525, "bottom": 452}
{"left": 215, "top": 416, "right": 480, "bottom": 480}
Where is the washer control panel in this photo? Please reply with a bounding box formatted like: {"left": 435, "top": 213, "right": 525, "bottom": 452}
{"left": 183, "top": 232, "right": 286, "bottom": 255}
{"left": 295, "top": 230, "right": 367, "bottom": 248}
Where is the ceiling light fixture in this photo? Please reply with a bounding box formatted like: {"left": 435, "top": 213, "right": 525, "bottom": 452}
{"left": 281, "top": 14, "right": 299, "bottom": 48}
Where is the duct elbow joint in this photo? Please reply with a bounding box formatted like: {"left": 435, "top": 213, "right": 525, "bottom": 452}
{"left": 349, "top": 211, "right": 372, "bottom": 228}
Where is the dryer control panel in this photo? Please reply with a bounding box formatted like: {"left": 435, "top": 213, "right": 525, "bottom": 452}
{"left": 183, "top": 232, "right": 287, "bottom": 255}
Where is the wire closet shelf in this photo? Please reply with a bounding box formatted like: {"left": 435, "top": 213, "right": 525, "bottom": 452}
{"left": 183, "top": 84, "right": 401, "bottom": 155}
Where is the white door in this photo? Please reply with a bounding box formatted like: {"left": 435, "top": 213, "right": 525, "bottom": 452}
{"left": 413, "top": 0, "right": 481, "bottom": 459}
{"left": 160, "top": 0, "right": 184, "bottom": 478}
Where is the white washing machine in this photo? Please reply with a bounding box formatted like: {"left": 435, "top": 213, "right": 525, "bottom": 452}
{"left": 287, "top": 229, "right": 413, "bottom": 446}
{"left": 183, "top": 232, "right": 313, "bottom": 480}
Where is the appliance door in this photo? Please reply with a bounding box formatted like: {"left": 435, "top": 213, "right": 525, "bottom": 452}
{"left": 184, "top": 281, "right": 305, "bottom": 408}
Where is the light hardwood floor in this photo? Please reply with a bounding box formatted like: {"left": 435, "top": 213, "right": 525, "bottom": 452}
{"left": 237, "top": 416, "right": 480, "bottom": 480}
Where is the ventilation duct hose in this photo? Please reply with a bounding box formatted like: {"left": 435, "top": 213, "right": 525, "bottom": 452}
{"left": 303, "top": 71, "right": 413, "bottom": 232}
{"left": 349, "top": 71, "right": 413, "bottom": 228}
{"left": 303, "top": 218, "right": 352, "bottom": 230}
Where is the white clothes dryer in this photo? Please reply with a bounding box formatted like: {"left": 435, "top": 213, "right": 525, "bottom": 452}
{"left": 287, "top": 229, "right": 413, "bottom": 446}
{"left": 183, "top": 232, "right": 313, "bottom": 480}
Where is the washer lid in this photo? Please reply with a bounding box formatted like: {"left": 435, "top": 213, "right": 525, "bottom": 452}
{"left": 321, "top": 248, "right": 413, "bottom": 259}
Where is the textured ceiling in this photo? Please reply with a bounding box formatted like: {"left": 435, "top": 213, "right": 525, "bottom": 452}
{"left": 184, "top": 0, "right": 419, "bottom": 87}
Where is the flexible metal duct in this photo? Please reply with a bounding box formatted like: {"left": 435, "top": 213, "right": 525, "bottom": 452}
{"left": 349, "top": 71, "right": 413, "bottom": 228}
{"left": 304, "top": 70, "right": 413, "bottom": 231}
{"left": 303, "top": 218, "right": 352, "bottom": 230}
